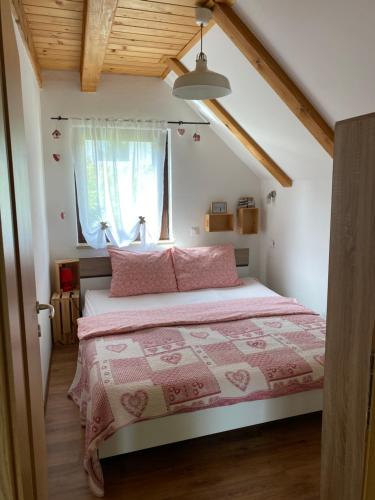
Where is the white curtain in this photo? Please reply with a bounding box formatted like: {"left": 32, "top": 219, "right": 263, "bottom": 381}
{"left": 71, "top": 119, "right": 168, "bottom": 249}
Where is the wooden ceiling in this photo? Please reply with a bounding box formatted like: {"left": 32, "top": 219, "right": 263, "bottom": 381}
{"left": 22, "top": 0, "right": 84, "bottom": 72}
{"left": 18, "top": 0, "right": 232, "bottom": 84}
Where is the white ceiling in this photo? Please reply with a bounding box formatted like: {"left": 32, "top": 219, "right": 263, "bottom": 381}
{"left": 165, "top": 0, "right": 375, "bottom": 183}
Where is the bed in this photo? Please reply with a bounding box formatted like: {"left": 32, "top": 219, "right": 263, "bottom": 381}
{"left": 69, "top": 252, "right": 325, "bottom": 497}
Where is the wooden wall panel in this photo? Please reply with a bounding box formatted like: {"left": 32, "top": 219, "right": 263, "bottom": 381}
{"left": 321, "top": 113, "right": 375, "bottom": 500}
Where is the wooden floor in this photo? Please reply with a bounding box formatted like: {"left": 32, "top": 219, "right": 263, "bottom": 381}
{"left": 46, "top": 345, "right": 322, "bottom": 500}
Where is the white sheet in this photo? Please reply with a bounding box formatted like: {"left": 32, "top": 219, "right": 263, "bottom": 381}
{"left": 83, "top": 278, "right": 279, "bottom": 317}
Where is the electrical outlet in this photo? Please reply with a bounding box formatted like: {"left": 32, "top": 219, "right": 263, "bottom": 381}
{"left": 190, "top": 226, "right": 200, "bottom": 236}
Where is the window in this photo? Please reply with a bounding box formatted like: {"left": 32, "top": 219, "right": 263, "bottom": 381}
{"left": 72, "top": 119, "right": 169, "bottom": 249}
{"left": 76, "top": 139, "right": 170, "bottom": 244}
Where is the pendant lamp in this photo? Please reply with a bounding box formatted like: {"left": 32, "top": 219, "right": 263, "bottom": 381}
{"left": 172, "top": 7, "right": 232, "bottom": 100}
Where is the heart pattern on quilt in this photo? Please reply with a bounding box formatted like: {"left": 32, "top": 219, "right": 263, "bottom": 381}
{"left": 121, "top": 390, "right": 148, "bottom": 418}
{"left": 190, "top": 331, "right": 209, "bottom": 339}
{"left": 225, "top": 369, "right": 250, "bottom": 392}
{"left": 161, "top": 353, "right": 182, "bottom": 365}
{"left": 247, "top": 339, "right": 267, "bottom": 350}
{"left": 106, "top": 344, "right": 127, "bottom": 353}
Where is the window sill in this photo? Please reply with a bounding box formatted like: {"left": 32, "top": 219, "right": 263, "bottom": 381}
{"left": 76, "top": 239, "right": 175, "bottom": 249}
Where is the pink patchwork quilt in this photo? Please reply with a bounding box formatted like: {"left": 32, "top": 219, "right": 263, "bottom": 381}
{"left": 69, "top": 297, "right": 325, "bottom": 497}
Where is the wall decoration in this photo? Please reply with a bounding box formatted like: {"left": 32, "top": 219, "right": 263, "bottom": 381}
{"left": 52, "top": 129, "right": 62, "bottom": 139}
{"left": 211, "top": 201, "right": 227, "bottom": 214}
{"left": 193, "top": 132, "right": 201, "bottom": 142}
{"left": 60, "top": 211, "right": 65, "bottom": 220}
{"left": 52, "top": 153, "right": 61, "bottom": 162}
{"left": 177, "top": 126, "right": 185, "bottom": 137}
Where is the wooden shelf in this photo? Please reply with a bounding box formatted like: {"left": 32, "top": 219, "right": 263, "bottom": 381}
{"left": 236, "top": 208, "right": 259, "bottom": 234}
{"left": 204, "top": 213, "right": 234, "bottom": 232}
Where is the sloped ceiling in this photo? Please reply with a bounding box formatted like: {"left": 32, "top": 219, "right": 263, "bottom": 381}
{"left": 235, "top": 0, "right": 375, "bottom": 124}
{"left": 17, "top": 0, "right": 375, "bottom": 184}
{"left": 165, "top": 0, "right": 375, "bottom": 182}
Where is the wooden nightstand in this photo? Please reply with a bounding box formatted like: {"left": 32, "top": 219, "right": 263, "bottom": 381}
{"left": 51, "top": 289, "right": 80, "bottom": 345}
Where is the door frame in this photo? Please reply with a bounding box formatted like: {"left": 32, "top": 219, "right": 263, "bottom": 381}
{"left": 364, "top": 357, "right": 375, "bottom": 500}
{"left": 0, "top": 0, "right": 48, "bottom": 498}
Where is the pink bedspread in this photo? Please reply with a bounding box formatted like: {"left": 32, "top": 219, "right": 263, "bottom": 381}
{"left": 69, "top": 297, "right": 325, "bottom": 497}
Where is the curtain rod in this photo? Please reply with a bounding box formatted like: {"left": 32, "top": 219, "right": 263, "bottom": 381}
{"left": 50, "top": 115, "right": 210, "bottom": 125}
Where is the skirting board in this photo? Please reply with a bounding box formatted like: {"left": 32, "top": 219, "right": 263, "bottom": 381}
{"left": 99, "top": 388, "right": 323, "bottom": 459}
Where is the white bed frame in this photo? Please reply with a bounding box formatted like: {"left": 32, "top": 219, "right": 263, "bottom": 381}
{"left": 78, "top": 254, "right": 324, "bottom": 462}
{"left": 99, "top": 390, "right": 323, "bottom": 459}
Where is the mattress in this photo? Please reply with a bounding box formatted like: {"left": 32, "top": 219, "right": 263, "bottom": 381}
{"left": 83, "top": 277, "right": 279, "bottom": 317}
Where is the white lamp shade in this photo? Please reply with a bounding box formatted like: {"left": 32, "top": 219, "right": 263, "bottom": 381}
{"left": 172, "top": 56, "right": 231, "bottom": 100}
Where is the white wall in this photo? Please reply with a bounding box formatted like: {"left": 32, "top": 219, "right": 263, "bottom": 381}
{"left": 259, "top": 178, "right": 332, "bottom": 316}
{"left": 232, "top": 0, "right": 375, "bottom": 315}
{"left": 168, "top": 24, "right": 332, "bottom": 183}
{"left": 15, "top": 30, "right": 51, "bottom": 395}
{"left": 40, "top": 71, "right": 261, "bottom": 279}
{"left": 163, "top": 20, "right": 335, "bottom": 316}
{"left": 165, "top": 26, "right": 333, "bottom": 315}
{"left": 236, "top": 0, "right": 375, "bottom": 125}
{"left": 165, "top": 0, "right": 375, "bottom": 315}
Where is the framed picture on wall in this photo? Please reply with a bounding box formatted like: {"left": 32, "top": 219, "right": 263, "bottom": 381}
{"left": 211, "top": 201, "right": 227, "bottom": 214}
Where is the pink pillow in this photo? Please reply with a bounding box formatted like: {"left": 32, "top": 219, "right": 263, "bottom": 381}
{"left": 108, "top": 248, "right": 178, "bottom": 297}
{"left": 171, "top": 245, "right": 243, "bottom": 292}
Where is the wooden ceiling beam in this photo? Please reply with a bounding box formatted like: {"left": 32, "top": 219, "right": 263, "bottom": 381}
{"left": 11, "top": 0, "right": 42, "bottom": 86}
{"left": 167, "top": 58, "right": 292, "bottom": 187}
{"left": 212, "top": 3, "right": 334, "bottom": 156}
{"left": 81, "top": 0, "right": 118, "bottom": 92}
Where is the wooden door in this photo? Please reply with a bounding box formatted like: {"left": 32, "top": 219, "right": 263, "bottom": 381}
{"left": 0, "top": 0, "right": 48, "bottom": 498}
{"left": 364, "top": 374, "right": 375, "bottom": 500}
{"left": 321, "top": 113, "right": 375, "bottom": 500}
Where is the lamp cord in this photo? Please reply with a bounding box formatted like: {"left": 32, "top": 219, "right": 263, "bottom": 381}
{"left": 200, "top": 23, "right": 203, "bottom": 54}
